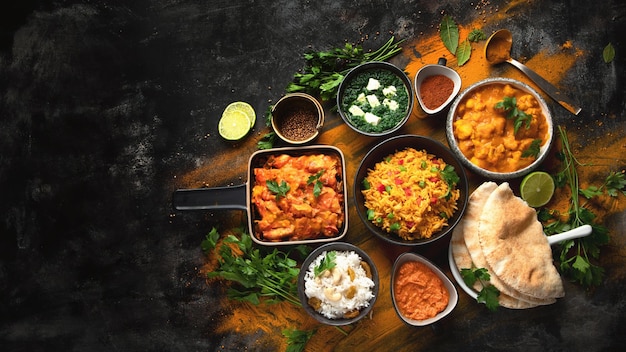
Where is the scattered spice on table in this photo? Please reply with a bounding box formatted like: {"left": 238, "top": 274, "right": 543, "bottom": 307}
{"left": 420, "top": 74, "right": 454, "bottom": 109}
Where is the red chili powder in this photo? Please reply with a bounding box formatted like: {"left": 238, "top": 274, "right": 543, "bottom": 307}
{"left": 420, "top": 75, "right": 454, "bottom": 110}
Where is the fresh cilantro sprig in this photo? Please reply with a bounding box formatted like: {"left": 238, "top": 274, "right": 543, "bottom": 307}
{"left": 495, "top": 96, "right": 533, "bottom": 134}
{"left": 439, "top": 164, "right": 460, "bottom": 200}
{"left": 283, "top": 328, "right": 316, "bottom": 352}
{"left": 521, "top": 139, "right": 542, "bottom": 158}
{"left": 267, "top": 179, "right": 290, "bottom": 199}
{"left": 286, "top": 36, "right": 404, "bottom": 102}
{"left": 203, "top": 227, "right": 309, "bottom": 306}
{"left": 460, "top": 267, "right": 500, "bottom": 311}
{"left": 314, "top": 251, "right": 337, "bottom": 277}
{"left": 537, "top": 126, "right": 621, "bottom": 286}
{"left": 307, "top": 169, "right": 325, "bottom": 197}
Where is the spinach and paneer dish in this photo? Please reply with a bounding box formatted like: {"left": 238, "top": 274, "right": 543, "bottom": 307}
{"left": 340, "top": 69, "right": 409, "bottom": 133}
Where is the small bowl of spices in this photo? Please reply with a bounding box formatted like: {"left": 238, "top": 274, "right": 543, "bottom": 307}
{"left": 415, "top": 58, "right": 462, "bottom": 115}
{"left": 271, "top": 93, "right": 324, "bottom": 144}
{"left": 391, "top": 252, "right": 458, "bottom": 326}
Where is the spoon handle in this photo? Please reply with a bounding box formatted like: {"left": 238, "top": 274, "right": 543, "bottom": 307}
{"left": 547, "top": 224, "right": 592, "bottom": 245}
{"left": 507, "top": 58, "right": 582, "bottom": 115}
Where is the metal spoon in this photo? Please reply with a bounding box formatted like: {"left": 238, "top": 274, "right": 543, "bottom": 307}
{"left": 484, "top": 29, "right": 582, "bottom": 115}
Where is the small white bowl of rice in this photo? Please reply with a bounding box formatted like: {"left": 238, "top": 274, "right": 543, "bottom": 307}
{"left": 297, "top": 242, "right": 379, "bottom": 325}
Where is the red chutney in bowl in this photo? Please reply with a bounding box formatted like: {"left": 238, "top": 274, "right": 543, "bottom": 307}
{"left": 393, "top": 261, "right": 449, "bottom": 320}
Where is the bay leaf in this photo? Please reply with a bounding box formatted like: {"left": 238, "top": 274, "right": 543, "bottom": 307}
{"left": 440, "top": 15, "right": 459, "bottom": 55}
{"left": 603, "top": 43, "right": 615, "bottom": 63}
{"left": 456, "top": 39, "right": 472, "bottom": 66}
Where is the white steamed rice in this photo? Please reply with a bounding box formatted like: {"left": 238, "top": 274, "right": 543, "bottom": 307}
{"left": 304, "top": 250, "right": 375, "bottom": 319}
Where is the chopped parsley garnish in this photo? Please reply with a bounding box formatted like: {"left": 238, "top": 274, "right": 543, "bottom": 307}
{"left": 307, "top": 169, "right": 325, "bottom": 197}
{"left": 267, "top": 179, "right": 290, "bottom": 199}
{"left": 495, "top": 96, "right": 533, "bottom": 134}
{"left": 314, "top": 251, "right": 337, "bottom": 277}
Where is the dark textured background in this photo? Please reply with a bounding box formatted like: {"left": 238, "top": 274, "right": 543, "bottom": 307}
{"left": 1, "top": 1, "right": 625, "bottom": 351}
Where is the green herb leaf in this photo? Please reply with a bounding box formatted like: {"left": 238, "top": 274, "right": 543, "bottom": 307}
{"left": 307, "top": 169, "right": 325, "bottom": 197}
{"left": 461, "top": 267, "right": 500, "bottom": 311}
{"left": 314, "top": 251, "right": 337, "bottom": 277}
{"left": 494, "top": 96, "right": 533, "bottom": 134}
{"left": 440, "top": 15, "right": 459, "bottom": 54}
{"left": 267, "top": 179, "right": 290, "bottom": 199}
{"left": 205, "top": 228, "right": 304, "bottom": 306}
{"left": 477, "top": 285, "right": 500, "bottom": 311}
{"left": 439, "top": 164, "right": 460, "bottom": 200}
{"left": 201, "top": 227, "right": 220, "bottom": 253}
{"left": 257, "top": 131, "right": 277, "bottom": 150}
{"left": 456, "top": 39, "right": 472, "bottom": 66}
{"left": 603, "top": 43, "right": 615, "bottom": 63}
{"left": 521, "top": 139, "right": 542, "bottom": 158}
{"left": 283, "top": 328, "right": 316, "bottom": 352}
{"left": 542, "top": 126, "right": 610, "bottom": 287}
{"left": 362, "top": 177, "right": 371, "bottom": 190}
{"left": 468, "top": 29, "right": 487, "bottom": 42}
{"left": 605, "top": 171, "right": 626, "bottom": 196}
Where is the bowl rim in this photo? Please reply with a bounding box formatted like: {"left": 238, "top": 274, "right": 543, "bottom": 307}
{"left": 445, "top": 77, "right": 554, "bottom": 180}
{"left": 271, "top": 92, "right": 324, "bottom": 144}
{"left": 414, "top": 64, "right": 462, "bottom": 114}
{"left": 297, "top": 242, "right": 379, "bottom": 326}
{"left": 336, "top": 61, "right": 414, "bottom": 137}
{"left": 353, "top": 134, "right": 469, "bottom": 246}
{"left": 391, "top": 252, "right": 458, "bottom": 326}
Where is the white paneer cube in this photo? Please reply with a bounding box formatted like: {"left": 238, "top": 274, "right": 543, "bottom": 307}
{"left": 348, "top": 105, "right": 365, "bottom": 117}
{"left": 382, "top": 85, "right": 397, "bottom": 96}
{"left": 366, "top": 94, "right": 380, "bottom": 108}
{"left": 366, "top": 78, "right": 381, "bottom": 91}
{"left": 356, "top": 93, "right": 367, "bottom": 103}
{"left": 364, "top": 112, "right": 380, "bottom": 125}
{"left": 383, "top": 99, "right": 399, "bottom": 111}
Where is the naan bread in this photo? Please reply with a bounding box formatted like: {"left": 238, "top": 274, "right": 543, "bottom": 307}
{"left": 451, "top": 182, "right": 551, "bottom": 309}
{"left": 478, "top": 182, "right": 564, "bottom": 299}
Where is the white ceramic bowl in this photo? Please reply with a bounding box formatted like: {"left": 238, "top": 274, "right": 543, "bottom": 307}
{"left": 415, "top": 63, "right": 462, "bottom": 114}
{"left": 445, "top": 77, "right": 554, "bottom": 180}
{"left": 391, "top": 252, "right": 458, "bottom": 326}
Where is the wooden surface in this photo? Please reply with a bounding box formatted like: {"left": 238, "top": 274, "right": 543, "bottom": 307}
{"left": 1, "top": 0, "right": 625, "bottom": 351}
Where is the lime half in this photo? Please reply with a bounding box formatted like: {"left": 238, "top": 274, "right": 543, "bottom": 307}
{"left": 223, "top": 101, "right": 256, "bottom": 128}
{"left": 218, "top": 110, "right": 251, "bottom": 141}
{"left": 520, "top": 171, "right": 555, "bottom": 207}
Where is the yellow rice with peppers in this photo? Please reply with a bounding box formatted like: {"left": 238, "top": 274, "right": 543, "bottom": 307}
{"left": 362, "top": 147, "right": 460, "bottom": 240}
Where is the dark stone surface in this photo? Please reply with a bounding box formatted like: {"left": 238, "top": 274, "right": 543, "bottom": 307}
{"left": 1, "top": 1, "right": 625, "bottom": 351}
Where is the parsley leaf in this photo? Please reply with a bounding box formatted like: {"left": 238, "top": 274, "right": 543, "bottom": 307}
{"left": 494, "top": 96, "right": 533, "bottom": 134}
{"left": 468, "top": 29, "right": 487, "bottom": 42}
{"left": 439, "top": 164, "right": 460, "bottom": 200}
{"left": 283, "top": 328, "right": 316, "bottom": 352}
{"left": 521, "top": 139, "right": 542, "bottom": 158}
{"left": 314, "top": 251, "right": 337, "bottom": 277}
{"left": 460, "top": 267, "right": 500, "bottom": 311}
{"left": 307, "top": 169, "right": 325, "bottom": 197}
{"left": 205, "top": 227, "right": 307, "bottom": 306}
{"left": 267, "top": 179, "right": 290, "bottom": 199}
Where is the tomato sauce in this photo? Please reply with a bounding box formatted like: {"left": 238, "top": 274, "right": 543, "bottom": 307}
{"left": 394, "top": 261, "right": 449, "bottom": 320}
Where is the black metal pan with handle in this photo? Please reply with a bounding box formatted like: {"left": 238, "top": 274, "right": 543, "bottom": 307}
{"left": 172, "top": 145, "right": 348, "bottom": 246}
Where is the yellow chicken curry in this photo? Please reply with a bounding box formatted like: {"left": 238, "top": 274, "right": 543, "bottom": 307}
{"left": 452, "top": 83, "right": 550, "bottom": 173}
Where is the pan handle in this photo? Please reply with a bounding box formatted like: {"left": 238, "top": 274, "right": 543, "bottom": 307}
{"left": 172, "top": 184, "right": 247, "bottom": 211}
